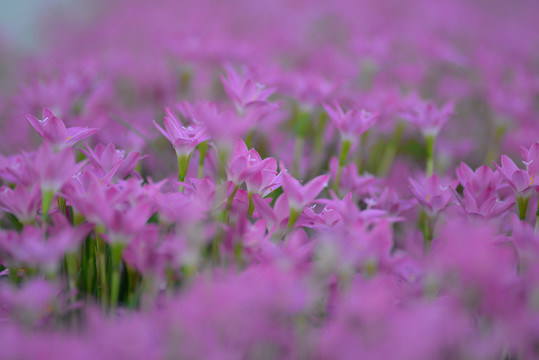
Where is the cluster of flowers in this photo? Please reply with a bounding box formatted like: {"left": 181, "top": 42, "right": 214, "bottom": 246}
{"left": 1, "top": 0, "right": 539, "bottom": 358}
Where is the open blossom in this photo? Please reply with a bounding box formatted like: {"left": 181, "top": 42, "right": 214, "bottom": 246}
{"left": 400, "top": 98, "right": 454, "bottom": 137}
{"left": 25, "top": 108, "right": 98, "bottom": 148}
{"left": 409, "top": 174, "right": 455, "bottom": 216}
{"left": 220, "top": 66, "right": 276, "bottom": 115}
{"left": 455, "top": 163, "right": 513, "bottom": 219}
{"left": 153, "top": 107, "right": 210, "bottom": 157}
{"left": 0, "top": 185, "right": 40, "bottom": 223}
{"left": 520, "top": 142, "right": 539, "bottom": 182}
{"left": 227, "top": 138, "right": 281, "bottom": 195}
{"left": 494, "top": 155, "right": 537, "bottom": 194}
{"left": 0, "top": 215, "right": 92, "bottom": 272}
{"left": 34, "top": 144, "right": 84, "bottom": 195}
{"left": 79, "top": 143, "right": 144, "bottom": 180}
{"left": 324, "top": 101, "right": 379, "bottom": 142}
{"left": 281, "top": 171, "right": 329, "bottom": 212}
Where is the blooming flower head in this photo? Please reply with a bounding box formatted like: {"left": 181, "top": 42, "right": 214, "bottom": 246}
{"left": 281, "top": 171, "right": 329, "bottom": 212}
{"left": 227, "top": 138, "right": 281, "bottom": 195}
{"left": 494, "top": 155, "right": 537, "bottom": 194}
{"left": 25, "top": 108, "right": 98, "bottom": 149}
{"left": 324, "top": 101, "right": 379, "bottom": 142}
{"left": 520, "top": 141, "right": 539, "bottom": 182}
{"left": 408, "top": 174, "right": 455, "bottom": 216}
{"left": 80, "top": 142, "right": 144, "bottom": 180}
{"left": 220, "top": 66, "right": 276, "bottom": 115}
{"left": 153, "top": 107, "right": 210, "bottom": 157}
{"left": 400, "top": 97, "right": 454, "bottom": 137}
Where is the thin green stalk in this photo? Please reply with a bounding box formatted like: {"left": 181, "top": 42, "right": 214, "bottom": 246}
{"left": 377, "top": 122, "right": 403, "bottom": 176}
{"left": 517, "top": 196, "right": 530, "bottom": 221}
{"left": 356, "top": 132, "right": 369, "bottom": 174}
{"left": 333, "top": 139, "right": 351, "bottom": 193}
{"left": 419, "top": 209, "right": 434, "bottom": 252}
{"left": 535, "top": 199, "right": 539, "bottom": 234}
{"left": 197, "top": 141, "right": 208, "bottom": 179}
{"left": 65, "top": 251, "right": 79, "bottom": 296}
{"left": 95, "top": 233, "right": 108, "bottom": 310}
{"left": 248, "top": 192, "right": 254, "bottom": 217}
{"left": 224, "top": 185, "right": 240, "bottom": 224}
{"left": 109, "top": 243, "right": 125, "bottom": 311}
{"left": 177, "top": 153, "right": 192, "bottom": 192}
{"left": 41, "top": 189, "right": 54, "bottom": 224}
{"left": 425, "top": 135, "right": 435, "bottom": 177}
{"left": 288, "top": 208, "right": 301, "bottom": 231}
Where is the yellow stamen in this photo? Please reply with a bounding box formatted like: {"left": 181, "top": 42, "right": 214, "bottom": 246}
{"left": 530, "top": 174, "right": 535, "bottom": 186}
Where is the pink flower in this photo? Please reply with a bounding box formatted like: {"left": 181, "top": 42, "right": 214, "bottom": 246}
{"left": 280, "top": 171, "right": 329, "bottom": 212}
{"left": 520, "top": 142, "right": 539, "bottom": 182}
{"left": 153, "top": 107, "right": 210, "bottom": 157}
{"left": 494, "top": 155, "right": 537, "bottom": 194}
{"left": 408, "top": 174, "right": 455, "bottom": 216}
{"left": 400, "top": 97, "right": 453, "bottom": 137}
{"left": 220, "top": 66, "right": 276, "bottom": 115}
{"left": 25, "top": 108, "right": 98, "bottom": 148}
{"left": 323, "top": 101, "right": 379, "bottom": 142}
{"left": 79, "top": 143, "right": 144, "bottom": 180}
{"left": 0, "top": 185, "right": 40, "bottom": 223}
{"left": 227, "top": 139, "right": 281, "bottom": 196}
{"left": 455, "top": 163, "right": 513, "bottom": 219}
{"left": 35, "top": 144, "right": 84, "bottom": 195}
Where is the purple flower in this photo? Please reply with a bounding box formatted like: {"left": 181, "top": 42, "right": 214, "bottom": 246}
{"left": 494, "top": 155, "right": 537, "bottom": 194}
{"left": 80, "top": 143, "right": 144, "bottom": 180}
{"left": 520, "top": 142, "right": 539, "bottom": 182}
{"left": 409, "top": 174, "right": 455, "bottom": 216}
{"left": 153, "top": 107, "right": 210, "bottom": 157}
{"left": 401, "top": 97, "right": 454, "bottom": 137}
{"left": 25, "top": 108, "right": 98, "bottom": 148}
{"left": 220, "top": 66, "right": 276, "bottom": 115}
{"left": 323, "top": 101, "right": 379, "bottom": 142}
{"left": 0, "top": 185, "right": 40, "bottom": 223}
{"left": 281, "top": 172, "right": 329, "bottom": 212}
{"left": 227, "top": 139, "right": 281, "bottom": 196}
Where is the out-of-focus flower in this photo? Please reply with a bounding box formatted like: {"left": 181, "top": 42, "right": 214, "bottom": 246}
{"left": 25, "top": 108, "right": 98, "bottom": 148}
{"left": 153, "top": 107, "right": 210, "bottom": 158}
{"left": 401, "top": 98, "right": 454, "bottom": 137}
{"left": 324, "top": 101, "right": 378, "bottom": 142}
{"left": 220, "top": 66, "right": 276, "bottom": 115}
{"left": 409, "top": 174, "right": 455, "bottom": 216}
{"left": 0, "top": 185, "right": 40, "bottom": 223}
{"left": 494, "top": 155, "right": 537, "bottom": 194}
{"left": 80, "top": 143, "right": 144, "bottom": 180}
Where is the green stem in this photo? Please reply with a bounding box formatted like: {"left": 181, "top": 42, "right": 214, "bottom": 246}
{"left": 535, "top": 199, "right": 539, "bottom": 234}
{"left": 517, "top": 196, "right": 530, "bottom": 221}
{"left": 197, "top": 141, "right": 208, "bottom": 179}
{"left": 425, "top": 135, "right": 436, "bottom": 177}
{"left": 248, "top": 192, "right": 254, "bottom": 217}
{"left": 333, "top": 139, "right": 351, "bottom": 193}
{"left": 356, "top": 132, "right": 369, "bottom": 174}
{"left": 95, "top": 233, "right": 108, "bottom": 310}
{"left": 377, "top": 122, "right": 403, "bottom": 176}
{"left": 109, "top": 242, "right": 125, "bottom": 311}
{"left": 224, "top": 185, "right": 240, "bottom": 224}
{"left": 177, "top": 153, "right": 192, "bottom": 192}
{"left": 419, "top": 209, "right": 434, "bottom": 252}
{"left": 41, "top": 189, "right": 54, "bottom": 224}
{"left": 65, "top": 252, "right": 79, "bottom": 296}
{"left": 288, "top": 208, "right": 301, "bottom": 231}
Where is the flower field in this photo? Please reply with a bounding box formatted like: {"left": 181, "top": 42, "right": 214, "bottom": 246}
{"left": 1, "top": 0, "right": 539, "bottom": 358}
